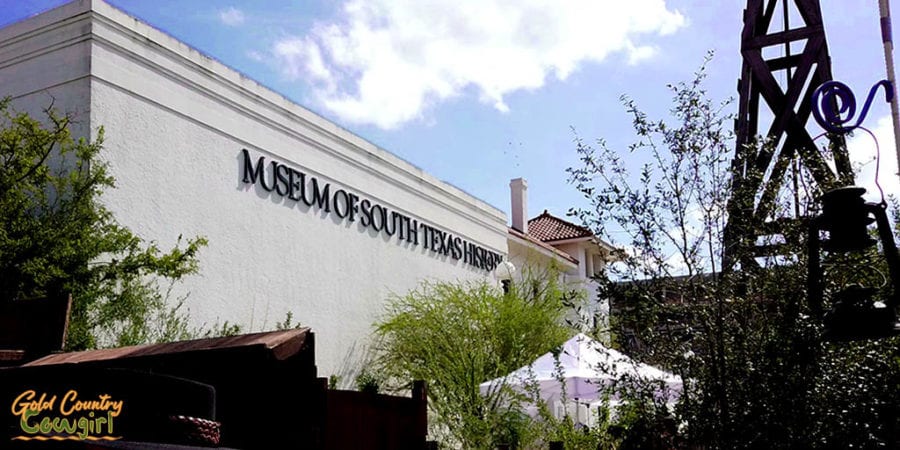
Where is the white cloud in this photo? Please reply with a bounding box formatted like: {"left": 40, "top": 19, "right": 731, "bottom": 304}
{"left": 273, "top": 37, "right": 335, "bottom": 90}
{"left": 270, "top": 0, "right": 685, "bottom": 129}
{"left": 246, "top": 50, "right": 264, "bottom": 62}
{"left": 625, "top": 43, "right": 658, "bottom": 66}
{"left": 848, "top": 114, "right": 900, "bottom": 203}
{"left": 219, "top": 7, "right": 245, "bottom": 27}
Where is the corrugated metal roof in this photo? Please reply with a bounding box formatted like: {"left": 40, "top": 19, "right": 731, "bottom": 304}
{"left": 25, "top": 328, "right": 311, "bottom": 366}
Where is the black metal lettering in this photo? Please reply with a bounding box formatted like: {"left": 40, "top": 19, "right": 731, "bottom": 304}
{"left": 309, "top": 178, "right": 330, "bottom": 212}
{"left": 288, "top": 168, "right": 304, "bottom": 201}
{"left": 451, "top": 236, "right": 462, "bottom": 259}
{"left": 360, "top": 199, "right": 373, "bottom": 227}
{"left": 431, "top": 227, "right": 440, "bottom": 251}
{"left": 333, "top": 189, "right": 350, "bottom": 219}
{"left": 410, "top": 219, "right": 419, "bottom": 245}
{"left": 241, "top": 149, "right": 274, "bottom": 191}
{"left": 396, "top": 214, "right": 407, "bottom": 240}
{"left": 403, "top": 215, "right": 413, "bottom": 242}
{"left": 442, "top": 233, "right": 454, "bottom": 256}
{"left": 274, "top": 163, "right": 291, "bottom": 196}
{"left": 384, "top": 211, "right": 398, "bottom": 236}
{"left": 240, "top": 150, "right": 505, "bottom": 269}
{"left": 371, "top": 204, "right": 385, "bottom": 231}
{"left": 348, "top": 193, "right": 360, "bottom": 222}
{"left": 420, "top": 224, "right": 432, "bottom": 249}
{"left": 486, "top": 253, "right": 498, "bottom": 271}
{"left": 432, "top": 229, "right": 443, "bottom": 253}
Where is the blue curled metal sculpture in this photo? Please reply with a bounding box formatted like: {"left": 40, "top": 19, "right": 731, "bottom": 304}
{"left": 812, "top": 79, "right": 895, "bottom": 134}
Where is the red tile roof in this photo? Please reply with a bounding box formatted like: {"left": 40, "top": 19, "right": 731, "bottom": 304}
{"left": 527, "top": 210, "right": 595, "bottom": 242}
{"left": 508, "top": 227, "right": 579, "bottom": 265}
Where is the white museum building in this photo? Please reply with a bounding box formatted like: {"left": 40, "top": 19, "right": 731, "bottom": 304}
{"left": 0, "top": 0, "right": 617, "bottom": 376}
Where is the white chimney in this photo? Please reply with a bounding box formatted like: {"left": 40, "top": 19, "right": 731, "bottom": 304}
{"left": 510, "top": 178, "right": 528, "bottom": 234}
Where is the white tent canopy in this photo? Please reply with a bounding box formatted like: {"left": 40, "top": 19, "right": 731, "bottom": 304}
{"left": 479, "top": 333, "right": 682, "bottom": 420}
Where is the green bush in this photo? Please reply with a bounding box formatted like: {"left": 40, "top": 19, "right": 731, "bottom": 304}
{"left": 372, "top": 274, "right": 578, "bottom": 448}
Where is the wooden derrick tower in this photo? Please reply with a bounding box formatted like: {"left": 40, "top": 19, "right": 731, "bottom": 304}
{"left": 723, "top": 0, "right": 854, "bottom": 271}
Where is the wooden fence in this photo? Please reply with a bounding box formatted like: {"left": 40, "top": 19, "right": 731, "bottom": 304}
{"left": 323, "top": 379, "right": 427, "bottom": 449}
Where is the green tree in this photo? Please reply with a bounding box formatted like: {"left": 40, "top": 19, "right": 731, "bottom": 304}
{"left": 0, "top": 98, "right": 209, "bottom": 350}
{"left": 372, "top": 274, "right": 577, "bottom": 449}
{"left": 567, "top": 55, "right": 900, "bottom": 448}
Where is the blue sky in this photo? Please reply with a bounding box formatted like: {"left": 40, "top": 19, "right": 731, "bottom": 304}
{"left": 1, "top": 0, "right": 898, "bottom": 240}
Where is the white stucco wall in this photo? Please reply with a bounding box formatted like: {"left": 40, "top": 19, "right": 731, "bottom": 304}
{"left": 0, "top": 3, "right": 93, "bottom": 139}
{"left": 533, "top": 241, "right": 609, "bottom": 342}
{"left": 0, "top": 0, "right": 509, "bottom": 377}
{"left": 507, "top": 236, "right": 576, "bottom": 279}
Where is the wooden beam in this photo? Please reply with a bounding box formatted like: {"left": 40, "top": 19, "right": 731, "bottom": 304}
{"left": 745, "top": 26, "right": 822, "bottom": 50}
{"left": 793, "top": 0, "right": 823, "bottom": 26}
{"left": 724, "top": 0, "right": 846, "bottom": 270}
{"left": 766, "top": 54, "right": 803, "bottom": 71}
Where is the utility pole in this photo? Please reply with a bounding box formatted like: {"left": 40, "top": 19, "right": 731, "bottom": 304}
{"left": 878, "top": 0, "right": 900, "bottom": 183}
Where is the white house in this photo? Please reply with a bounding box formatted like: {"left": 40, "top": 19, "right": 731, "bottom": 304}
{"left": 506, "top": 178, "right": 618, "bottom": 341}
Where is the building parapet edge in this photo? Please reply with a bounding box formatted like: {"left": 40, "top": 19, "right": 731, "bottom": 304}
{"left": 0, "top": 0, "right": 507, "bottom": 231}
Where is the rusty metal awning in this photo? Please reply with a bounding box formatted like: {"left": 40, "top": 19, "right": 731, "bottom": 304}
{"left": 25, "top": 328, "right": 313, "bottom": 366}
